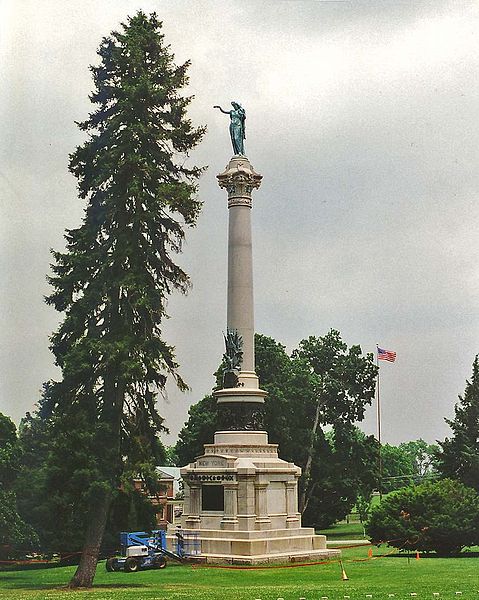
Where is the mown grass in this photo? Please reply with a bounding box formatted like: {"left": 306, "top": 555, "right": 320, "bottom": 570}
{"left": 319, "top": 521, "right": 367, "bottom": 540}
{"left": 1, "top": 546, "right": 478, "bottom": 600}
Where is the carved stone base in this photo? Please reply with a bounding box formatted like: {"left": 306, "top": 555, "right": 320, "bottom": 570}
{"left": 180, "top": 431, "right": 340, "bottom": 564}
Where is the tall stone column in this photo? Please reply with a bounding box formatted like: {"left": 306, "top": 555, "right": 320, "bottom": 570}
{"left": 214, "top": 156, "right": 267, "bottom": 405}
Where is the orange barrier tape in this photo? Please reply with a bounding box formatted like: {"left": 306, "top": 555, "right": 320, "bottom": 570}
{"left": 191, "top": 538, "right": 412, "bottom": 571}
{"left": 350, "top": 539, "right": 410, "bottom": 563}
{"left": 0, "top": 559, "right": 51, "bottom": 565}
{"left": 328, "top": 542, "right": 373, "bottom": 550}
{"left": 0, "top": 538, "right": 414, "bottom": 570}
{"left": 0, "top": 550, "right": 83, "bottom": 566}
{"left": 191, "top": 559, "right": 333, "bottom": 571}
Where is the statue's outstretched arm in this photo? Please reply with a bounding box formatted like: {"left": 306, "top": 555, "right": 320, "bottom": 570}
{"left": 214, "top": 105, "right": 230, "bottom": 115}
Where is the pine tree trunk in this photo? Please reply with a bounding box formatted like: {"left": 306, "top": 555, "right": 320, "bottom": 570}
{"left": 68, "top": 490, "right": 111, "bottom": 588}
{"left": 69, "top": 295, "right": 124, "bottom": 589}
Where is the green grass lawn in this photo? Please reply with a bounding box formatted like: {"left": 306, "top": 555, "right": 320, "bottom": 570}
{"left": 1, "top": 546, "right": 478, "bottom": 600}
{"left": 319, "top": 521, "right": 367, "bottom": 540}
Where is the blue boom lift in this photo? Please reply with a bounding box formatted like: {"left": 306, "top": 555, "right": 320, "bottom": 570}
{"left": 106, "top": 530, "right": 185, "bottom": 572}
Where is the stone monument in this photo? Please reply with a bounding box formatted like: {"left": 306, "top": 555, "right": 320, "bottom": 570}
{"left": 180, "top": 104, "right": 339, "bottom": 564}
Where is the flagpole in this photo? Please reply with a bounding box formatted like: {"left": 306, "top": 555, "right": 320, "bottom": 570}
{"left": 376, "top": 345, "right": 382, "bottom": 500}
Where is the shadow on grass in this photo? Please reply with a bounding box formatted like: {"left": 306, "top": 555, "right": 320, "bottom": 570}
{"left": 378, "top": 550, "right": 479, "bottom": 559}
{"left": 0, "top": 574, "right": 149, "bottom": 591}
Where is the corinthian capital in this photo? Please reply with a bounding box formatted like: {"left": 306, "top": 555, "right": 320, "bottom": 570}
{"left": 217, "top": 156, "right": 263, "bottom": 208}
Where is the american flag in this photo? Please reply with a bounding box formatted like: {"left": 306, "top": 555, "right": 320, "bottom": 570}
{"left": 377, "top": 347, "right": 397, "bottom": 362}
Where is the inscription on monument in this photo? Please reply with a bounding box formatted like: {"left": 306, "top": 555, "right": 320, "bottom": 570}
{"left": 198, "top": 459, "right": 225, "bottom": 467}
{"left": 188, "top": 473, "right": 235, "bottom": 482}
{"left": 205, "top": 446, "right": 276, "bottom": 455}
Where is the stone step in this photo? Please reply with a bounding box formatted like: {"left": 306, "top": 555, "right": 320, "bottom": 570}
{"left": 199, "top": 533, "right": 329, "bottom": 556}
{"left": 178, "top": 527, "right": 320, "bottom": 540}
{"left": 188, "top": 548, "right": 341, "bottom": 565}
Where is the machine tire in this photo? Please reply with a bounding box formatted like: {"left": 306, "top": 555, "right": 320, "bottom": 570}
{"left": 124, "top": 557, "right": 140, "bottom": 572}
{"left": 105, "top": 557, "right": 118, "bottom": 572}
{"left": 154, "top": 556, "right": 167, "bottom": 569}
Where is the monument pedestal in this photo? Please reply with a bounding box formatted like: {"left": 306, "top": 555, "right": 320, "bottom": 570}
{"left": 181, "top": 431, "right": 340, "bottom": 564}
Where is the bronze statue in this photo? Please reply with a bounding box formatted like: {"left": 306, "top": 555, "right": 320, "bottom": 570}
{"left": 214, "top": 102, "right": 246, "bottom": 155}
{"left": 222, "top": 328, "right": 243, "bottom": 388}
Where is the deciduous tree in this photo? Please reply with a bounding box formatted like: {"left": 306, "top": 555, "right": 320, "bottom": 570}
{"left": 15, "top": 402, "right": 162, "bottom": 558}
{"left": 292, "top": 331, "right": 377, "bottom": 514}
{"left": 380, "top": 443, "right": 415, "bottom": 492}
{"left": 0, "top": 413, "right": 39, "bottom": 560}
{"left": 399, "top": 439, "right": 438, "bottom": 478}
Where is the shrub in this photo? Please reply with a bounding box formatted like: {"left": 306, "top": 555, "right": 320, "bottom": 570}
{"left": 366, "top": 478, "right": 479, "bottom": 555}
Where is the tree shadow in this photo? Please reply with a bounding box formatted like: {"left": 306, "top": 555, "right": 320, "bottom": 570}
{"left": 0, "top": 574, "right": 149, "bottom": 590}
{"left": 387, "top": 550, "right": 479, "bottom": 559}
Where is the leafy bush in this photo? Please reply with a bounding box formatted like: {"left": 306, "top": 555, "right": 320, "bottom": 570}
{"left": 366, "top": 478, "right": 479, "bottom": 555}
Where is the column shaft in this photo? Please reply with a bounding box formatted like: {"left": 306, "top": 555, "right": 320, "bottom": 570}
{"left": 285, "top": 480, "right": 300, "bottom": 528}
{"left": 216, "top": 156, "right": 265, "bottom": 401}
{"left": 254, "top": 483, "right": 271, "bottom": 529}
{"left": 221, "top": 483, "right": 239, "bottom": 530}
{"left": 227, "top": 205, "right": 254, "bottom": 372}
{"left": 184, "top": 483, "right": 201, "bottom": 529}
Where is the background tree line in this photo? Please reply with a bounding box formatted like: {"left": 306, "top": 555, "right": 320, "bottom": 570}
{"left": 2, "top": 339, "right": 479, "bottom": 561}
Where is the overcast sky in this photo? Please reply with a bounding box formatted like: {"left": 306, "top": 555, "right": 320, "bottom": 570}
{"left": 1, "top": 0, "right": 479, "bottom": 446}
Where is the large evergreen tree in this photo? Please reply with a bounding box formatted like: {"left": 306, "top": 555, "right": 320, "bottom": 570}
{"left": 437, "top": 356, "right": 479, "bottom": 491}
{"left": 44, "top": 12, "right": 204, "bottom": 587}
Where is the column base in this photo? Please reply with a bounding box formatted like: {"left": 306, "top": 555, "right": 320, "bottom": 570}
{"left": 171, "top": 527, "right": 340, "bottom": 565}
{"left": 221, "top": 519, "right": 239, "bottom": 531}
{"left": 185, "top": 517, "right": 201, "bottom": 529}
{"left": 214, "top": 386, "right": 267, "bottom": 404}
{"left": 286, "top": 515, "right": 301, "bottom": 528}
{"left": 181, "top": 431, "right": 339, "bottom": 564}
{"left": 255, "top": 518, "right": 272, "bottom": 530}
